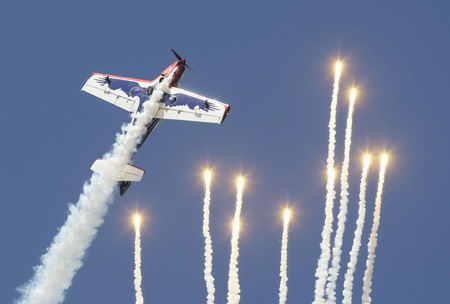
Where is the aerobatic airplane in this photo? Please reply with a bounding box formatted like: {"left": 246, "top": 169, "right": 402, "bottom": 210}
{"left": 81, "top": 50, "right": 230, "bottom": 195}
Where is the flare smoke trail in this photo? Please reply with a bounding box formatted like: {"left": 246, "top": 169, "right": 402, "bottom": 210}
{"left": 314, "top": 61, "right": 342, "bottom": 304}
{"left": 361, "top": 154, "right": 388, "bottom": 304}
{"left": 342, "top": 154, "right": 371, "bottom": 304}
{"left": 279, "top": 209, "right": 291, "bottom": 304}
{"left": 202, "top": 170, "right": 216, "bottom": 304}
{"left": 227, "top": 177, "right": 245, "bottom": 304}
{"left": 16, "top": 78, "right": 172, "bottom": 304}
{"left": 134, "top": 214, "right": 144, "bottom": 304}
{"left": 326, "top": 88, "right": 358, "bottom": 303}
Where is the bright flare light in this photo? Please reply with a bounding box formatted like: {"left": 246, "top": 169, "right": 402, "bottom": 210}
{"left": 134, "top": 214, "right": 141, "bottom": 229}
{"left": 335, "top": 61, "right": 343, "bottom": 78}
{"left": 232, "top": 219, "right": 241, "bottom": 234}
{"left": 328, "top": 168, "right": 336, "bottom": 182}
{"left": 364, "top": 153, "right": 371, "bottom": 167}
{"left": 237, "top": 176, "right": 245, "bottom": 190}
{"left": 204, "top": 169, "right": 212, "bottom": 185}
{"left": 381, "top": 153, "right": 388, "bottom": 167}
{"left": 283, "top": 209, "right": 292, "bottom": 224}
{"left": 350, "top": 88, "right": 358, "bottom": 105}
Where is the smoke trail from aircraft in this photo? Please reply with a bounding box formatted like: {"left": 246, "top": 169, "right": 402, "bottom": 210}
{"left": 202, "top": 169, "right": 216, "bottom": 304}
{"left": 361, "top": 154, "right": 388, "bottom": 304}
{"left": 279, "top": 209, "right": 291, "bottom": 304}
{"left": 342, "top": 154, "right": 371, "bottom": 304}
{"left": 16, "top": 78, "right": 172, "bottom": 304}
{"left": 134, "top": 214, "right": 144, "bottom": 304}
{"left": 314, "top": 61, "right": 342, "bottom": 304}
{"left": 326, "top": 88, "right": 358, "bottom": 303}
{"left": 227, "top": 177, "right": 245, "bottom": 304}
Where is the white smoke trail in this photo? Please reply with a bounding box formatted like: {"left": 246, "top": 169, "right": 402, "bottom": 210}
{"left": 227, "top": 177, "right": 245, "bottom": 304}
{"left": 16, "top": 78, "right": 172, "bottom": 304}
{"left": 279, "top": 209, "right": 291, "bottom": 304}
{"left": 342, "top": 154, "right": 371, "bottom": 304}
{"left": 361, "top": 154, "right": 388, "bottom": 304}
{"left": 134, "top": 214, "right": 144, "bottom": 304}
{"left": 313, "top": 61, "right": 342, "bottom": 304}
{"left": 326, "top": 88, "right": 357, "bottom": 303}
{"left": 202, "top": 170, "right": 216, "bottom": 304}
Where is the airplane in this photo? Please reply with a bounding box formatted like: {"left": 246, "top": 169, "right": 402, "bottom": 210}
{"left": 81, "top": 50, "right": 230, "bottom": 195}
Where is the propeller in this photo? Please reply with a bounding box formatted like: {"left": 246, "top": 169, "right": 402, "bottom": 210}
{"left": 171, "top": 49, "right": 194, "bottom": 72}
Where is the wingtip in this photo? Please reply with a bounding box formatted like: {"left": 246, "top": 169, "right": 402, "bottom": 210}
{"left": 220, "top": 104, "right": 231, "bottom": 124}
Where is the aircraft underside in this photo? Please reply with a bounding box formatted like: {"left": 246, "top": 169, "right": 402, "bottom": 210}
{"left": 118, "top": 118, "right": 162, "bottom": 195}
{"left": 83, "top": 51, "right": 229, "bottom": 196}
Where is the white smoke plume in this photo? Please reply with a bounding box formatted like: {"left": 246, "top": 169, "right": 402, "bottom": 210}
{"left": 342, "top": 154, "right": 371, "bottom": 304}
{"left": 326, "top": 88, "right": 357, "bottom": 303}
{"left": 16, "top": 77, "right": 172, "bottom": 304}
{"left": 313, "top": 61, "right": 342, "bottom": 304}
{"left": 227, "top": 177, "right": 245, "bottom": 304}
{"left": 278, "top": 209, "right": 291, "bottom": 304}
{"left": 361, "top": 154, "right": 388, "bottom": 304}
{"left": 134, "top": 214, "right": 144, "bottom": 304}
{"left": 202, "top": 170, "right": 216, "bottom": 304}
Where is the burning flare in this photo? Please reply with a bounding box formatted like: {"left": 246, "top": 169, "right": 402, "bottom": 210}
{"left": 314, "top": 60, "right": 342, "bottom": 304}
{"left": 133, "top": 214, "right": 144, "bottom": 304}
{"left": 362, "top": 154, "right": 389, "bottom": 304}
{"left": 279, "top": 208, "right": 292, "bottom": 304}
{"left": 342, "top": 154, "right": 371, "bottom": 304}
{"left": 326, "top": 87, "right": 358, "bottom": 303}
{"left": 202, "top": 169, "right": 216, "bottom": 304}
{"left": 227, "top": 176, "right": 245, "bottom": 304}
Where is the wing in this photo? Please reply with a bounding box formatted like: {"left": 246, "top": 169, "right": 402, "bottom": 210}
{"left": 81, "top": 73, "right": 154, "bottom": 113}
{"left": 155, "top": 87, "right": 230, "bottom": 124}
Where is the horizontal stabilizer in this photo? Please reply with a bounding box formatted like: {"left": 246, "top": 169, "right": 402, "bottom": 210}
{"left": 90, "top": 159, "right": 145, "bottom": 182}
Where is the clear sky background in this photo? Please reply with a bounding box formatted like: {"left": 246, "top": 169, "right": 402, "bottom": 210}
{"left": 1, "top": 1, "right": 449, "bottom": 303}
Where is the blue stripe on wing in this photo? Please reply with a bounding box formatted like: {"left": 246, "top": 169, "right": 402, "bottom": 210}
{"left": 169, "top": 92, "right": 219, "bottom": 112}
{"left": 95, "top": 76, "right": 151, "bottom": 104}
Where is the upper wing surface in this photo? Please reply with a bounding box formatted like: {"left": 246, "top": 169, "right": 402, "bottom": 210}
{"left": 155, "top": 87, "right": 230, "bottom": 124}
{"left": 82, "top": 73, "right": 153, "bottom": 113}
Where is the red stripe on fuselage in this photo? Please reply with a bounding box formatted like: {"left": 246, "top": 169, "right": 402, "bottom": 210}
{"left": 91, "top": 60, "right": 185, "bottom": 88}
{"left": 91, "top": 72, "right": 155, "bottom": 83}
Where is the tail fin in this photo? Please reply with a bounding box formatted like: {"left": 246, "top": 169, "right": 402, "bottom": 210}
{"left": 118, "top": 181, "right": 132, "bottom": 196}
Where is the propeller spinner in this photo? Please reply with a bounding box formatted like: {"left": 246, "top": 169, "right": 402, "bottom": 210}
{"left": 171, "top": 49, "right": 193, "bottom": 72}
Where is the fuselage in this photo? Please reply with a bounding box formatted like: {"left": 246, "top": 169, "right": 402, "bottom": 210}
{"left": 118, "top": 60, "right": 186, "bottom": 195}
{"left": 137, "top": 60, "right": 187, "bottom": 146}
{"left": 159, "top": 60, "right": 186, "bottom": 87}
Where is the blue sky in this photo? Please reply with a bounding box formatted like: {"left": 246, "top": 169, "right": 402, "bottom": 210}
{"left": 1, "top": 1, "right": 449, "bottom": 303}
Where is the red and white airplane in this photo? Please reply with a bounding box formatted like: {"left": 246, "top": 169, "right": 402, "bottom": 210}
{"left": 81, "top": 50, "right": 230, "bottom": 195}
